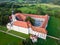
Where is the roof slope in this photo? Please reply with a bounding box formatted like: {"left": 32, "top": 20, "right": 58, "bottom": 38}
{"left": 13, "top": 21, "right": 28, "bottom": 28}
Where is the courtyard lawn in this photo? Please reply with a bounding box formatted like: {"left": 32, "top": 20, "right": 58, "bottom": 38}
{"left": 9, "top": 30, "right": 29, "bottom": 38}
{"left": 0, "top": 32, "right": 23, "bottom": 45}
{"left": 47, "top": 16, "right": 60, "bottom": 38}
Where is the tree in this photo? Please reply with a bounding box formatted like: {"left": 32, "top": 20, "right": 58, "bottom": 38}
{"left": 22, "top": 38, "right": 33, "bottom": 45}
{"left": 37, "top": 7, "right": 46, "bottom": 15}
{"left": 25, "top": 16, "right": 35, "bottom": 26}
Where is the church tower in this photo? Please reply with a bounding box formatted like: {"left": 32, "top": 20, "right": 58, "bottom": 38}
{"left": 11, "top": 10, "right": 16, "bottom": 22}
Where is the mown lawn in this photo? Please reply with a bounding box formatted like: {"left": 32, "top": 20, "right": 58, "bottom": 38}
{"left": 47, "top": 16, "right": 60, "bottom": 38}
{"left": 0, "top": 32, "right": 23, "bottom": 45}
{"left": 9, "top": 30, "right": 29, "bottom": 38}
{"left": 36, "top": 37, "right": 59, "bottom": 45}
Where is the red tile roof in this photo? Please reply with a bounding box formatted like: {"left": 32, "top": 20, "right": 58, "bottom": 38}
{"left": 31, "top": 26, "right": 47, "bottom": 34}
{"left": 15, "top": 13, "right": 47, "bottom": 18}
{"left": 41, "top": 15, "right": 49, "bottom": 28}
{"left": 13, "top": 21, "right": 28, "bottom": 28}
{"left": 15, "top": 13, "right": 26, "bottom": 21}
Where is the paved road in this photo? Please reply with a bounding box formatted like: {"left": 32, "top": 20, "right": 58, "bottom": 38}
{"left": 47, "top": 35, "right": 60, "bottom": 40}
{"left": 0, "top": 30, "right": 26, "bottom": 40}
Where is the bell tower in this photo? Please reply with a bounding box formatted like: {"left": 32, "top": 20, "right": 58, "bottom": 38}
{"left": 11, "top": 10, "right": 16, "bottom": 22}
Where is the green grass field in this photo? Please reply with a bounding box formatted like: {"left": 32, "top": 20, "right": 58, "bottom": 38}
{"left": 0, "top": 32, "right": 23, "bottom": 45}
{"left": 37, "top": 37, "right": 59, "bottom": 45}
{"left": 47, "top": 16, "right": 60, "bottom": 38}
{"left": 9, "top": 30, "right": 29, "bottom": 38}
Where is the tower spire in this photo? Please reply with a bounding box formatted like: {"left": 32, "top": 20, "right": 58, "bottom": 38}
{"left": 11, "top": 1, "right": 16, "bottom": 22}
{"left": 11, "top": 1, "right": 14, "bottom": 15}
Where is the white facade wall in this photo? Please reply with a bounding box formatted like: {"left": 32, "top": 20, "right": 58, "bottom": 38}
{"left": 34, "top": 31, "right": 47, "bottom": 39}
{"left": 38, "top": 32, "right": 47, "bottom": 39}
{"left": 29, "top": 28, "right": 33, "bottom": 34}
{"left": 7, "top": 24, "right": 47, "bottom": 39}
{"left": 7, "top": 23, "right": 13, "bottom": 30}
{"left": 32, "top": 17, "right": 45, "bottom": 21}
{"left": 29, "top": 28, "right": 47, "bottom": 39}
{"left": 12, "top": 25, "right": 29, "bottom": 34}
{"left": 12, "top": 14, "right": 17, "bottom": 22}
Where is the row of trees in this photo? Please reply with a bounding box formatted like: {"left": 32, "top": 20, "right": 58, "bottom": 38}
{"left": 16, "top": 0, "right": 60, "bottom": 5}
{"left": 0, "top": 0, "right": 60, "bottom": 5}
{"left": 0, "top": 7, "right": 10, "bottom": 25}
